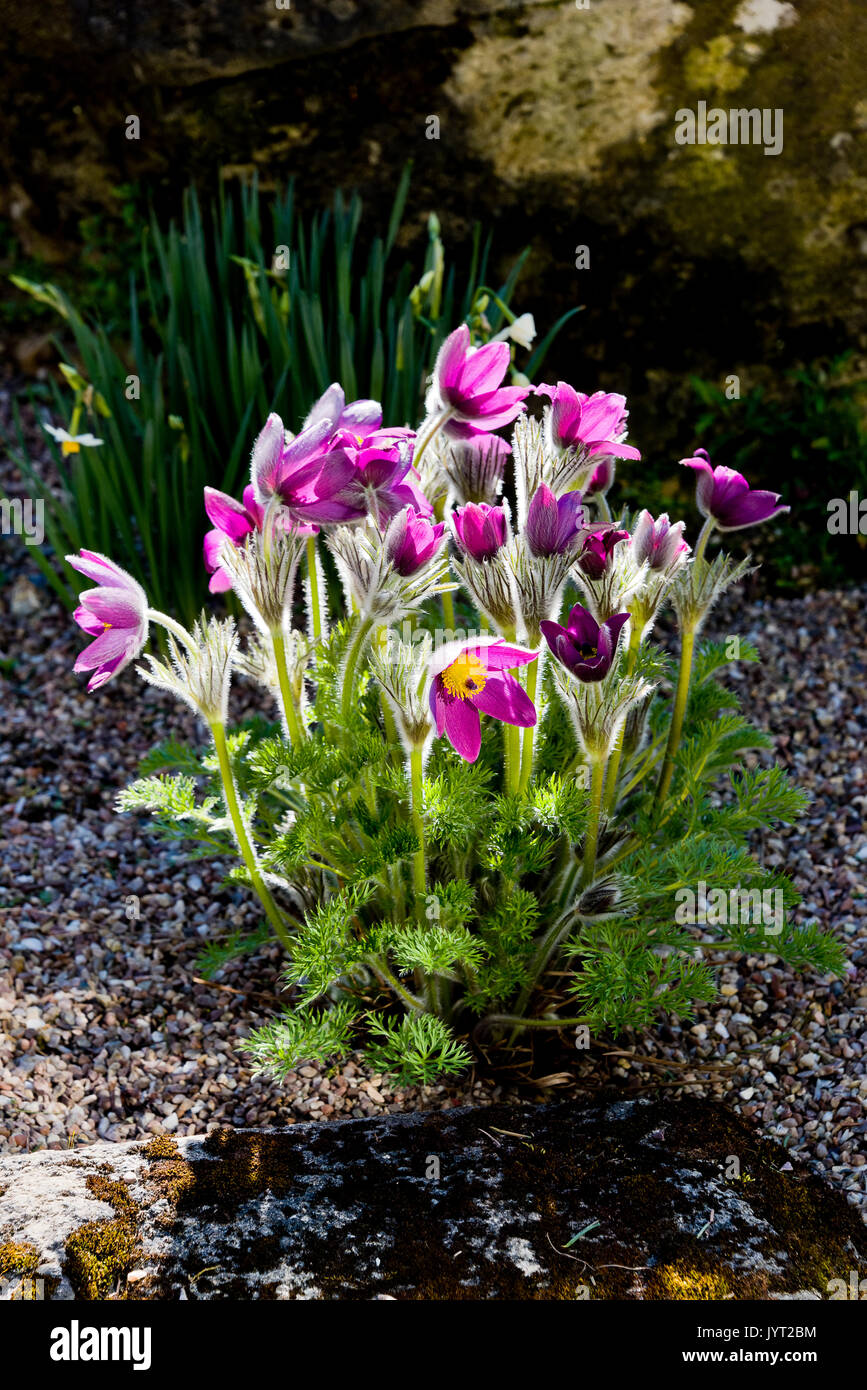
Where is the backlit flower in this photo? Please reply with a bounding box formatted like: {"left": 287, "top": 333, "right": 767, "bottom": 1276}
{"left": 452, "top": 502, "right": 509, "bottom": 561}
{"left": 680, "top": 449, "right": 789, "bottom": 532}
{"left": 66, "top": 550, "right": 149, "bottom": 691}
{"left": 426, "top": 324, "right": 528, "bottom": 437}
{"left": 384, "top": 507, "right": 445, "bottom": 577}
{"left": 536, "top": 383, "right": 641, "bottom": 462}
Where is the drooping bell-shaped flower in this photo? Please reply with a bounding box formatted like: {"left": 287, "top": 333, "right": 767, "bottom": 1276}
{"left": 540, "top": 603, "right": 630, "bottom": 684}
{"left": 680, "top": 449, "right": 789, "bottom": 532}
{"left": 428, "top": 638, "right": 538, "bottom": 763}
{"left": 426, "top": 324, "right": 528, "bottom": 437}
{"left": 66, "top": 550, "right": 149, "bottom": 691}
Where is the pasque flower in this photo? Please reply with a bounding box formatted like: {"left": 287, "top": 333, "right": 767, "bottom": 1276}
{"left": 441, "top": 433, "right": 511, "bottom": 506}
{"left": 385, "top": 507, "right": 445, "bottom": 576}
{"left": 329, "top": 427, "right": 429, "bottom": 526}
{"left": 576, "top": 527, "right": 631, "bottom": 580}
{"left": 525, "top": 485, "right": 585, "bottom": 558}
{"left": 426, "top": 324, "right": 528, "bottom": 436}
{"left": 251, "top": 413, "right": 358, "bottom": 522}
{"left": 302, "top": 383, "right": 382, "bottom": 439}
{"left": 452, "top": 502, "right": 509, "bottom": 561}
{"left": 680, "top": 449, "right": 789, "bottom": 532}
{"left": 540, "top": 604, "right": 630, "bottom": 683}
{"left": 429, "top": 639, "right": 537, "bottom": 763}
{"left": 67, "top": 550, "right": 149, "bottom": 691}
{"left": 536, "top": 383, "right": 641, "bottom": 461}
{"left": 203, "top": 484, "right": 315, "bottom": 593}
{"left": 632, "top": 510, "right": 690, "bottom": 573}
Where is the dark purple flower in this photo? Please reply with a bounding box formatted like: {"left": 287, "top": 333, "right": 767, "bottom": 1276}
{"left": 452, "top": 502, "right": 509, "bottom": 561}
{"left": 680, "top": 449, "right": 789, "bottom": 532}
{"left": 384, "top": 506, "right": 445, "bottom": 576}
{"left": 525, "top": 485, "right": 586, "bottom": 558}
{"left": 536, "top": 382, "right": 641, "bottom": 461}
{"left": 427, "top": 324, "right": 528, "bottom": 437}
{"left": 540, "top": 604, "right": 630, "bottom": 683}
{"left": 576, "top": 527, "right": 631, "bottom": 580}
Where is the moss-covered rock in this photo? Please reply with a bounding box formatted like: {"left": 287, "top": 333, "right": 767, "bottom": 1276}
{"left": 0, "top": 1098, "right": 864, "bottom": 1299}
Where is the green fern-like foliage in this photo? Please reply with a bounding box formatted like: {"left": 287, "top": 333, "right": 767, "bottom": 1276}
{"left": 120, "top": 593, "right": 843, "bottom": 1086}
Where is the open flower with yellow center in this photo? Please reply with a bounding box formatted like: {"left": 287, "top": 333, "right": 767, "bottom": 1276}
{"left": 428, "top": 637, "right": 538, "bottom": 763}
{"left": 44, "top": 424, "right": 104, "bottom": 456}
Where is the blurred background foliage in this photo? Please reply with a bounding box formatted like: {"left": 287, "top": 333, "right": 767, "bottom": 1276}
{"left": 1, "top": 169, "right": 577, "bottom": 622}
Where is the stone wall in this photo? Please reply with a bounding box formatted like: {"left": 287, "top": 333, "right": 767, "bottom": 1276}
{"left": 2, "top": 0, "right": 866, "bottom": 450}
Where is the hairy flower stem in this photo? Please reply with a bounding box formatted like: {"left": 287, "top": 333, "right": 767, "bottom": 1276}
{"left": 518, "top": 652, "right": 541, "bottom": 793}
{"left": 209, "top": 719, "right": 291, "bottom": 950}
{"left": 305, "top": 535, "right": 323, "bottom": 643}
{"left": 441, "top": 588, "right": 456, "bottom": 634}
{"left": 146, "top": 609, "right": 198, "bottom": 654}
{"left": 602, "top": 622, "right": 641, "bottom": 816}
{"left": 582, "top": 757, "right": 606, "bottom": 887}
{"left": 271, "top": 627, "right": 305, "bottom": 744}
{"left": 413, "top": 407, "right": 452, "bottom": 467}
{"left": 408, "top": 745, "right": 427, "bottom": 919}
{"left": 654, "top": 620, "right": 696, "bottom": 813}
{"left": 341, "top": 616, "right": 374, "bottom": 725}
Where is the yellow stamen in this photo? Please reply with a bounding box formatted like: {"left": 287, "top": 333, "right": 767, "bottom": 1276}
{"left": 62, "top": 440, "right": 81, "bottom": 455}
{"left": 441, "top": 651, "right": 488, "bottom": 701}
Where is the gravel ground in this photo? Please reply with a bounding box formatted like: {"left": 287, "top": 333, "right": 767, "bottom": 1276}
{"left": 1, "top": 382, "right": 865, "bottom": 1219}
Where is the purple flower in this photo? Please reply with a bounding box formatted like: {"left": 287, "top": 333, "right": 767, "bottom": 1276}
{"left": 66, "top": 550, "right": 149, "bottom": 691}
{"left": 584, "top": 458, "right": 615, "bottom": 498}
{"left": 329, "top": 427, "right": 428, "bottom": 527}
{"left": 631, "top": 510, "right": 690, "bottom": 572}
{"left": 540, "top": 604, "right": 630, "bottom": 684}
{"left": 576, "top": 527, "right": 631, "bottom": 580}
{"left": 452, "top": 502, "right": 509, "bottom": 561}
{"left": 385, "top": 507, "right": 445, "bottom": 576}
{"left": 428, "top": 324, "right": 528, "bottom": 437}
{"left": 680, "top": 449, "right": 789, "bottom": 532}
{"left": 536, "top": 382, "right": 641, "bottom": 461}
{"left": 302, "top": 383, "right": 382, "bottom": 439}
{"left": 525, "top": 485, "right": 586, "bottom": 558}
{"left": 429, "top": 639, "right": 538, "bottom": 763}
{"left": 251, "top": 412, "right": 358, "bottom": 523}
{"left": 203, "top": 484, "right": 315, "bottom": 593}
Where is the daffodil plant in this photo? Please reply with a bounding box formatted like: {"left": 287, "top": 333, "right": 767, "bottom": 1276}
{"left": 68, "top": 322, "right": 844, "bottom": 1084}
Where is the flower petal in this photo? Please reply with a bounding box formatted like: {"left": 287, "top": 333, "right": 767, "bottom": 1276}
{"left": 472, "top": 672, "right": 537, "bottom": 727}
